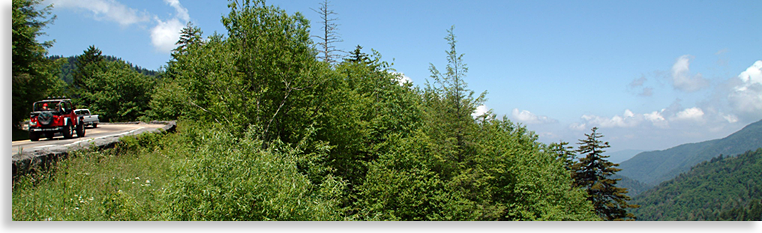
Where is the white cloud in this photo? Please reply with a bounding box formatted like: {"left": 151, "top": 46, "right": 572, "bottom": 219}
{"left": 727, "top": 60, "right": 762, "bottom": 120}
{"left": 48, "top": 0, "right": 192, "bottom": 54}
{"left": 48, "top": 0, "right": 151, "bottom": 27}
{"left": 165, "top": 0, "right": 190, "bottom": 22}
{"left": 627, "top": 76, "right": 654, "bottom": 97}
{"left": 511, "top": 108, "right": 557, "bottom": 124}
{"left": 578, "top": 105, "right": 710, "bottom": 130}
{"left": 728, "top": 85, "right": 762, "bottom": 115}
{"left": 560, "top": 59, "right": 760, "bottom": 152}
{"left": 149, "top": 0, "right": 191, "bottom": 53}
{"left": 644, "top": 110, "right": 669, "bottom": 128}
{"left": 569, "top": 122, "right": 587, "bottom": 131}
{"left": 672, "top": 107, "right": 704, "bottom": 122}
{"left": 472, "top": 105, "right": 489, "bottom": 118}
{"left": 738, "top": 60, "right": 762, "bottom": 85}
{"left": 150, "top": 17, "right": 185, "bottom": 53}
{"left": 721, "top": 113, "right": 738, "bottom": 123}
{"left": 580, "top": 109, "right": 641, "bottom": 128}
{"left": 671, "top": 55, "right": 709, "bottom": 92}
{"left": 391, "top": 72, "right": 413, "bottom": 85}
{"left": 629, "top": 76, "right": 647, "bottom": 87}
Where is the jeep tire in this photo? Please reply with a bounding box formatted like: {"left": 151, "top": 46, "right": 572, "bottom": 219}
{"left": 29, "top": 131, "right": 40, "bottom": 141}
{"left": 76, "top": 122, "right": 85, "bottom": 138}
{"left": 62, "top": 124, "right": 73, "bottom": 139}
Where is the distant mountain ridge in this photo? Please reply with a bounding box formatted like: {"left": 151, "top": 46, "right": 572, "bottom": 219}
{"left": 48, "top": 55, "right": 160, "bottom": 85}
{"left": 630, "top": 148, "right": 762, "bottom": 220}
{"left": 607, "top": 149, "right": 644, "bottom": 164}
{"left": 618, "top": 119, "right": 762, "bottom": 187}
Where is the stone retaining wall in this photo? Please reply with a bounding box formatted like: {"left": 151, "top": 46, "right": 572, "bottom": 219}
{"left": 12, "top": 121, "right": 177, "bottom": 178}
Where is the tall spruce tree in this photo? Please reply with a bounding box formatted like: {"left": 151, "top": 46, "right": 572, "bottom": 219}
{"left": 572, "top": 127, "right": 638, "bottom": 220}
{"left": 172, "top": 21, "right": 204, "bottom": 59}
{"left": 72, "top": 46, "right": 105, "bottom": 95}
{"left": 424, "top": 26, "right": 487, "bottom": 169}
{"left": 346, "top": 45, "right": 370, "bottom": 64}
{"left": 549, "top": 141, "right": 576, "bottom": 171}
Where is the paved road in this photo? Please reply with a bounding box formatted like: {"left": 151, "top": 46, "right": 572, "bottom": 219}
{"left": 11, "top": 123, "right": 166, "bottom": 155}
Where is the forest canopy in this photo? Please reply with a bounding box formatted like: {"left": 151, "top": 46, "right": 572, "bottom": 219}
{"left": 12, "top": 0, "right": 646, "bottom": 221}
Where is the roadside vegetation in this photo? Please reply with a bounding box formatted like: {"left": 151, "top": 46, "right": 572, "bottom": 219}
{"left": 12, "top": 122, "right": 343, "bottom": 220}
{"left": 13, "top": 0, "right": 640, "bottom": 221}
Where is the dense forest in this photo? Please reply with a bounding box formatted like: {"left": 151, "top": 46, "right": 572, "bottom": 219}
{"left": 12, "top": 0, "right": 643, "bottom": 221}
{"left": 631, "top": 148, "right": 762, "bottom": 221}
{"left": 618, "top": 119, "right": 762, "bottom": 187}
{"left": 48, "top": 54, "right": 159, "bottom": 85}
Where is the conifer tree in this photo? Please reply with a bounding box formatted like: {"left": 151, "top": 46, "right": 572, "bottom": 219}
{"left": 346, "top": 45, "right": 370, "bottom": 64}
{"left": 572, "top": 127, "right": 639, "bottom": 220}
{"left": 72, "top": 45, "right": 104, "bottom": 90}
{"left": 172, "top": 21, "right": 204, "bottom": 59}
{"left": 70, "top": 45, "right": 106, "bottom": 110}
{"left": 424, "top": 26, "right": 487, "bottom": 168}
{"left": 549, "top": 141, "right": 576, "bottom": 171}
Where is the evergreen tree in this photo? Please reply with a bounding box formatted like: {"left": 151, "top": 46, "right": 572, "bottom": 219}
{"left": 572, "top": 127, "right": 638, "bottom": 220}
{"left": 72, "top": 45, "right": 105, "bottom": 102}
{"left": 549, "top": 141, "right": 576, "bottom": 171}
{"left": 12, "top": 0, "right": 55, "bottom": 74}
{"left": 424, "top": 25, "right": 487, "bottom": 171}
{"left": 172, "top": 21, "right": 204, "bottom": 59}
{"left": 345, "top": 45, "right": 370, "bottom": 64}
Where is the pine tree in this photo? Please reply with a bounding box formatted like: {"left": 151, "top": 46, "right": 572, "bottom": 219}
{"left": 572, "top": 127, "right": 639, "bottom": 220}
{"left": 549, "top": 141, "right": 576, "bottom": 171}
{"left": 424, "top": 25, "right": 487, "bottom": 167}
{"left": 72, "top": 45, "right": 104, "bottom": 90}
{"left": 172, "top": 21, "right": 204, "bottom": 59}
{"left": 346, "top": 45, "right": 370, "bottom": 64}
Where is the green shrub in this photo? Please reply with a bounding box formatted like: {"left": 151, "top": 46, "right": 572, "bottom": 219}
{"left": 159, "top": 124, "right": 344, "bottom": 220}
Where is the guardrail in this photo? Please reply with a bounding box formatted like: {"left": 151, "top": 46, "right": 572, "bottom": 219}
{"left": 12, "top": 121, "right": 177, "bottom": 179}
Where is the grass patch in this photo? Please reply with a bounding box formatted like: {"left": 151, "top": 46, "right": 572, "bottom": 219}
{"left": 12, "top": 126, "right": 185, "bottom": 220}
{"left": 12, "top": 121, "right": 344, "bottom": 221}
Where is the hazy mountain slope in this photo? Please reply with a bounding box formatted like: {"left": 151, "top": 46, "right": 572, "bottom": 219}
{"left": 607, "top": 149, "right": 644, "bottom": 164}
{"left": 612, "top": 175, "right": 652, "bottom": 197}
{"left": 618, "top": 119, "right": 762, "bottom": 186}
{"left": 630, "top": 148, "right": 762, "bottom": 221}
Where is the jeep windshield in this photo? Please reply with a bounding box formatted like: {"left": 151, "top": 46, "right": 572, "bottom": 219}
{"left": 33, "top": 101, "right": 67, "bottom": 112}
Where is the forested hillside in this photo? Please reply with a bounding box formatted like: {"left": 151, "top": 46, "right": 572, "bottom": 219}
{"left": 48, "top": 54, "right": 159, "bottom": 84}
{"left": 612, "top": 175, "right": 652, "bottom": 197}
{"left": 618, "top": 119, "right": 762, "bottom": 186}
{"left": 631, "top": 148, "right": 762, "bottom": 221}
{"left": 13, "top": 0, "right": 616, "bottom": 221}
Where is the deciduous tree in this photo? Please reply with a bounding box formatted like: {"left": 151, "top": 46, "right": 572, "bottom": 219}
{"left": 12, "top": 0, "right": 64, "bottom": 127}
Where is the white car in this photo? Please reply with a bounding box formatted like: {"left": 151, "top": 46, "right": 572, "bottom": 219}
{"left": 74, "top": 109, "right": 100, "bottom": 128}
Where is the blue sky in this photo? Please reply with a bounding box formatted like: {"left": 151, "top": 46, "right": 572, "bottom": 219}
{"left": 37, "top": 0, "right": 762, "bottom": 153}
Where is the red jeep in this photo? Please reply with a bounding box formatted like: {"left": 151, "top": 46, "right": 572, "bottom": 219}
{"left": 28, "top": 97, "right": 85, "bottom": 141}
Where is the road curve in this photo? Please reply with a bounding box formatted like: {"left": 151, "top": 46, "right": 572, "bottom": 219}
{"left": 11, "top": 123, "right": 166, "bottom": 155}
{"left": 11, "top": 122, "right": 175, "bottom": 176}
